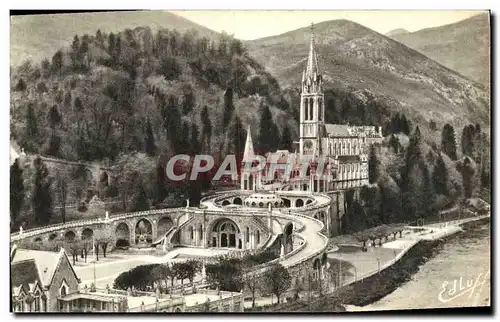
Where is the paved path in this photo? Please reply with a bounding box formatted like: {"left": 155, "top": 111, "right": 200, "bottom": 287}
{"left": 76, "top": 247, "right": 230, "bottom": 288}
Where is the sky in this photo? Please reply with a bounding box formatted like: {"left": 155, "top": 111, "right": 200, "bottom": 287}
{"left": 172, "top": 10, "right": 485, "bottom": 40}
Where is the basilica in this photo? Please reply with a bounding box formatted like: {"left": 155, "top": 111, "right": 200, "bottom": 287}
{"left": 241, "top": 27, "right": 383, "bottom": 194}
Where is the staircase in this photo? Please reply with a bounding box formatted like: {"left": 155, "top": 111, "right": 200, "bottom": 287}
{"left": 252, "top": 216, "right": 269, "bottom": 233}
{"left": 167, "top": 215, "right": 195, "bottom": 245}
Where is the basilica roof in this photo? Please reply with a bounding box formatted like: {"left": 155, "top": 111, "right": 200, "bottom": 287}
{"left": 324, "top": 124, "right": 352, "bottom": 137}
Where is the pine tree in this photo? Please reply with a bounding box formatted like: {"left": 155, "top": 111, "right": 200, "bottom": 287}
{"left": 229, "top": 116, "right": 245, "bottom": 158}
{"left": 279, "top": 124, "right": 293, "bottom": 151}
{"left": 441, "top": 123, "right": 457, "bottom": 160}
{"left": 129, "top": 182, "right": 150, "bottom": 212}
{"left": 432, "top": 153, "right": 448, "bottom": 196}
{"left": 46, "top": 134, "right": 61, "bottom": 157}
{"left": 190, "top": 122, "right": 201, "bottom": 155}
{"left": 48, "top": 105, "right": 61, "bottom": 129}
{"left": 258, "top": 105, "right": 274, "bottom": 153}
{"left": 459, "top": 157, "right": 475, "bottom": 199}
{"left": 368, "top": 145, "right": 379, "bottom": 184}
{"left": 25, "top": 103, "right": 38, "bottom": 137}
{"left": 32, "top": 157, "right": 53, "bottom": 225}
{"left": 155, "top": 162, "right": 168, "bottom": 204}
{"left": 144, "top": 118, "right": 156, "bottom": 157}
{"left": 222, "top": 87, "right": 234, "bottom": 131}
{"left": 388, "top": 134, "right": 400, "bottom": 154}
{"left": 400, "top": 114, "right": 410, "bottom": 135}
{"left": 51, "top": 50, "right": 63, "bottom": 74}
{"left": 14, "top": 78, "right": 27, "bottom": 92}
{"left": 201, "top": 105, "right": 212, "bottom": 152}
{"left": 10, "top": 159, "right": 24, "bottom": 230}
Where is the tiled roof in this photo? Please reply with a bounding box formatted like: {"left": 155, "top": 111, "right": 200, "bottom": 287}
{"left": 12, "top": 248, "right": 78, "bottom": 287}
{"left": 324, "top": 124, "right": 351, "bottom": 136}
{"left": 11, "top": 259, "right": 41, "bottom": 292}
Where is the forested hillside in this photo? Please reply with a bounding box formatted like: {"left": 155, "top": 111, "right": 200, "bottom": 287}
{"left": 9, "top": 26, "right": 297, "bottom": 229}
{"left": 11, "top": 27, "right": 295, "bottom": 163}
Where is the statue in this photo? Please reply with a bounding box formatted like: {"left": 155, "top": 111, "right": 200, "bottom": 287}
{"left": 280, "top": 244, "right": 285, "bottom": 258}
{"left": 105, "top": 211, "right": 109, "bottom": 221}
{"left": 268, "top": 203, "right": 272, "bottom": 212}
{"left": 19, "top": 225, "right": 23, "bottom": 235}
{"left": 201, "top": 263, "right": 206, "bottom": 280}
{"left": 186, "top": 199, "right": 190, "bottom": 208}
{"left": 162, "top": 236, "right": 167, "bottom": 252}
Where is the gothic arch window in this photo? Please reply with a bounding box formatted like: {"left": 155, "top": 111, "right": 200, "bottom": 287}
{"left": 190, "top": 226, "right": 194, "bottom": 240}
{"left": 309, "top": 98, "right": 314, "bottom": 120}
{"left": 256, "top": 230, "right": 260, "bottom": 244}
{"left": 59, "top": 281, "right": 68, "bottom": 298}
{"left": 348, "top": 142, "right": 351, "bottom": 155}
{"left": 342, "top": 141, "right": 345, "bottom": 155}
{"left": 304, "top": 99, "right": 309, "bottom": 120}
{"left": 318, "top": 98, "right": 323, "bottom": 121}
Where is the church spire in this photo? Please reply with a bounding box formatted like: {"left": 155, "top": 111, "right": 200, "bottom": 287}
{"left": 243, "top": 125, "right": 255, "bottom": 162}
{"left": 305, "top": 22, "right": 319, "bottom": 80}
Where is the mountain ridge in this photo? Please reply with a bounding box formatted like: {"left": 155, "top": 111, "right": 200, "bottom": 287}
{"left": 10, "top": 11, "right": 220, "bottom": 67}
{"left": 390, "top": 13, "right": 490, "bottom": 86}
{"left": 246, "top": 18, "right": 489, "bottom": 143}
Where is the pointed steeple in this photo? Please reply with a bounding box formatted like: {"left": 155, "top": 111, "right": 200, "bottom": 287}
{"left": 243, "top": 125, "right": 255, "bottom": 162}
{"left": 305, "top": 22, "right": 319, "bottom": 81}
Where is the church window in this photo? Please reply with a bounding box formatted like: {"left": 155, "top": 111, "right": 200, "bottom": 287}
{"left": 304, "top": 99, "right": 309, "bottom": 120}
{"left": 309, "top": 98, "right": 314, "bottom": 120}
{"left": 318, "top": 98, "right": 323, "bottom": 121}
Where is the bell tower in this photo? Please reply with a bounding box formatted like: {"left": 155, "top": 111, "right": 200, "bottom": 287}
{"left": 299, "top": 23, "right": 324, "bottom": 158}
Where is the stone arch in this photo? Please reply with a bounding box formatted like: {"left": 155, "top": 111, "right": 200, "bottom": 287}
{"left": 48, "top": 233, "right": 57, "bottom": 241}
{"left": 175, "top": 307, "right": 182, "bottom": 313}
{"left": 81, "top": 228, "right": 94, "bottom": 240}
{"left": 34, "top": 237, "right": 42, "bottom": 243}
{"left": 283, "top": 198, "right": 291, "bottom": 208}
{"left": 208, "top": 218, "right": 241, "bottom": 248}
{"left": 296, "top": 199, "right": 304, "bottom": 207}
{"left": 285, "top": 223, "right": 293, "bottom": 236}
{"left": 135, "top": 218, "right": 153, "bottom": 244}
{"left": 222, "top": 200, "right": 230, "bottom": 206}
{"left": 64, "top": 231, "right": 76, "bottom": 241}
{"left": 157, "top": 216, "right": 174, "bottom": 239}
{"left": 306, "top": 199, "right": 312, "bottom": 205}
{"left": 115, "top": 222, "right": 130, "bottom": 247}
{"left": 233, "top": 197, "right": 243, "bottom": 205}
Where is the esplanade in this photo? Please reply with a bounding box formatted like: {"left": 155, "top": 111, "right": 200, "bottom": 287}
{"left": 10, "top": 189, "right": 331, "bottom": 272}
